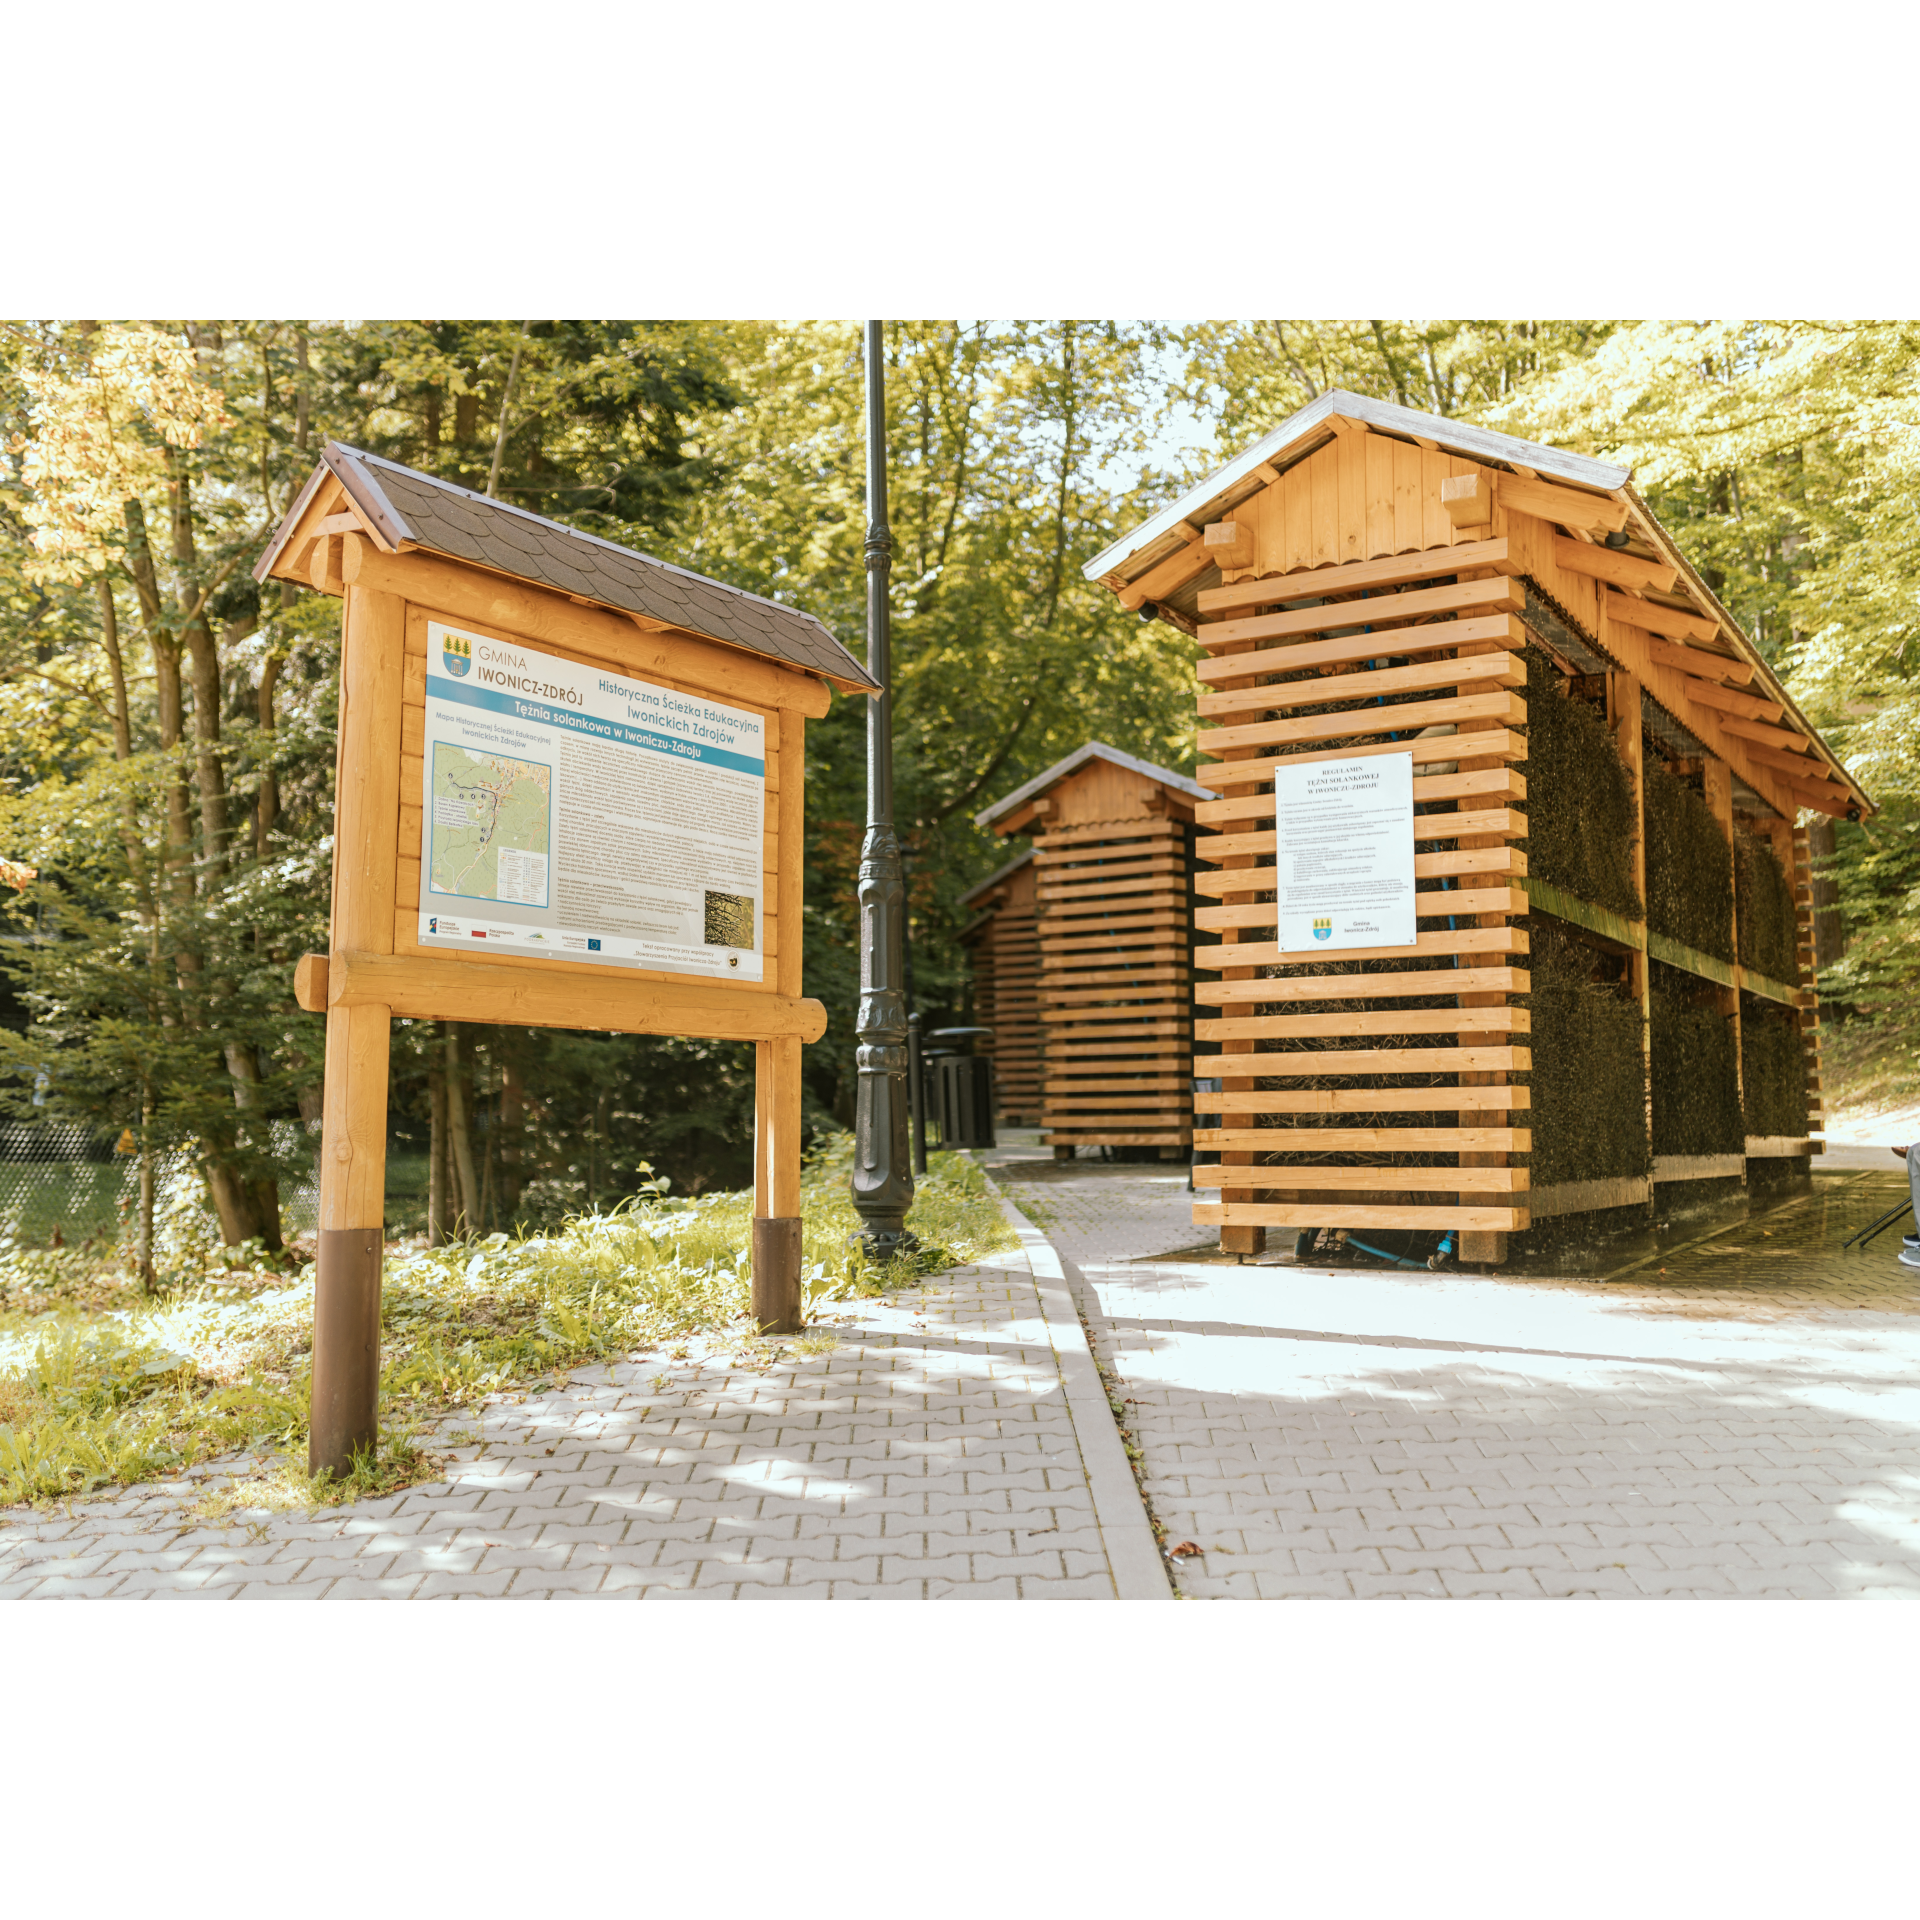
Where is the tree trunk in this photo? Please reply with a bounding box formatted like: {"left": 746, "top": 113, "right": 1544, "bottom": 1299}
{"left": 427, "top": 1058, "right": 449, "bottom": 1247}
{"left": 136, "top": 1080, "right": 157, "bottom": 1295}
{"left": 97, "top": 577, "right": 154, "bottom": 915}
{"left": 498, "top": 1054, "right": 524, "bottom": 1219}
{"left": 445, "top": 1024, "right": 480, "bottom": 1235}
{"left": 125, "top": 498, "right": 196, "bottom": 894}
{"left": 255, "top": 648, "right": 280, "bottom": 857}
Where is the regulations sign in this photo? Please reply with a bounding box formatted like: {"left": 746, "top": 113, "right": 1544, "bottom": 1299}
{"left": 1273, "top": 750, "right": 1417, "bottom": 951}
{"left": 417, "top": 622, "right": 766, "bottom": 980}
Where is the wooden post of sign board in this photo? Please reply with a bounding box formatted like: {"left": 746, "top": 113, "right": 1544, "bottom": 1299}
{"left": 311, "top": 580, "right": 404, "bottom": 1476}
{"left": 752, "top": 708, "right": 808, "bottom": 1332}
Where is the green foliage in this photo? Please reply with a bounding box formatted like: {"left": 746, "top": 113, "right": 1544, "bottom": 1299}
{"left": 1643, "top": 763, "right": 1734, "bottom": 963}
{"left": 1522, "top": 923, "right": 1650, "bottom": 1187}
{"left": 1735, "top": 833, "right": 1799, "bottom": 984}
{"left": 1521, "top": 649, "right": 1642, "bottom": 919}
{"left": 1649, "top": 966, "right": 1744, "bottom": 1158}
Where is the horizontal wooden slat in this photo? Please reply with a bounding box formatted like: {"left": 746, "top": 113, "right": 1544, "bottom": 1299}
{"left": 1198, "top": 886, "right": 1529, "bottom": 931}
{"left": 1197, "top": 1006, "right": 1527, "bottom": 1042}
{"left": 322, "top": 949, "right": 820, "bottom": 1041}
{"left": 1198, "top": 808, "right": 1526, "bottom": 863}
{"left": 1195, "top": 1202, "right": 1529, "bottom": 1231}
{"left": 1197, "top": 730, "right": 1523, "bottom": 790}
{"left": 1198, "top": 1164, "right": 1528, "bottom": 1192}
{"left": 1679, "top": 680, "right": 1785, "bottom": 725}
{"left": 1053, "top": 1076, "right": 1194, "bottom": 1092}
{"left": 1195, "top": 538, "right": 1516, "bottom": 618}
{"left": 1199, "top": 689, "right": 1526, "bottom": 757}
{"left": 1196, "top": 649, "right": 1525, "bottom": 720}
{"left": 1194, "top": 926, "right": 1528, "bottom": 970}
{"left": 1033, "top": 845, "right": 1184, "bottom": 869}
{"left": 1197, "top": 612, "right": 1529, "bottom": 683}
{"left": 1196, "top": 1045, "right": 1529, "bottom": 1076}
{"left": 1193, "top": 846, "right": 1523, "bottom": 897}
{"left": 1197, "top": 765, "right": 1524, "bottom": 824}
{"left": 1198, "top": 966, "right": 1527, "bottom": 1005}
{"left": 1198, "top": 583, "right": 1528, "bottom": 660}
{"left": 1050, "top": 1132, "right": 1192, "bottom": 1145}
{"left": 1033, "top": 819, "right": 1183, "bottom": 848}
{"left": 1195, "top": 1086, "right": 1529, "bottom": 1112}
{"left": 1195, "top": 1127, "right": 1529, "bottom": 1152}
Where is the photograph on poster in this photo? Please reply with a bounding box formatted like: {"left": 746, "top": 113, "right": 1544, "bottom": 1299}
{"left": 418, "top": 620, "right": 766, "bottom": 979}
{"left": 1273, "top": 750, "right": 1417, "bottom": 951}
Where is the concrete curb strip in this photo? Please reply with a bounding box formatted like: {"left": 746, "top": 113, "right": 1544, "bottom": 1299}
{"left": 978, "top": 1167, "right": 1172, "bottom": 1600}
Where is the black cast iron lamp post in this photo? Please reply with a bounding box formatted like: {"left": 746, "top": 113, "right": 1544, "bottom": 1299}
{"left": 851, "top": 318, "right": 917, "bottom": 1258}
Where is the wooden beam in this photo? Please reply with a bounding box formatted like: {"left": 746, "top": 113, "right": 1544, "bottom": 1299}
{"left": 1194, "top": 538, "right": 1517, "bottom": 618}
{"left": 1198, "top": 807, "right": 1527, "bottom": 861}
{"left": 1196, "top": 650, "right": 1524, "bottom": 719}
{"left": 1198, "top": 966, "right": 1527, "bottom": 1005}
{"left": 1647, "top": 637, "right": 1754, "bottom": 687}
{"left": 1195, "top": 1202, "right": 1530, "bottom": 1231}
{"left": 1552, "top": 535, "right": 1677, "bottom": 594}
{"left": 1116, "top": 524, "right": 1208, "bottom": 611}
{"left": 1197, "top": 763, "right": 1525, "bottom": 822}
{"left": 1711, "top": 714, "right": 1817, "bottom": 756}
{"left": 326, "top": 948, "right": 827, "bottom": 1042}
{"left": 1196, "top": 1165, "right": 1528, "bottom": 1193}
{"left": 1198, "top": 577, "right": 1525, "bottom": 652}
{"left": 1441, "top": 473, "right": 1493, "bottom": 530}
{"left": 1192, "top": 925, "right": 1529, "bottom": 969}
{"left": 1202, "top": 1085, "right": 1529, "bottom": 1113}
{"left": 1194, "top": 845, "right": 1524, "bottom": 898}
{"left": 1203, "top": 520, "right": 1255, "bottom": 569}
{"left": 1196, "top": 1005, "right": 1529, "bottom": 1042}
{"left": 1602, "top": 589, "right": 1721, "bottom": 645}
{"left": 1197, "top": 1044, "right": 1528, "bottom": 1076}
{"left": 1197, "top": 688, "right": 1526, "bottom": 757}
{"left": 1196, "top": 1127, "right": 1531, "bottom": 1153}
{"left": 1679, "top": 679, "right": 1786, "bottom": 725}
{"left": 1499, "top": 473, "right": 1629, "bottom": 534}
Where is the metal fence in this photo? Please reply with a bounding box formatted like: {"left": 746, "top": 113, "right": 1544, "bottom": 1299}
{"left": 0, "top": 1123, "right": 322, "bottom": 1251}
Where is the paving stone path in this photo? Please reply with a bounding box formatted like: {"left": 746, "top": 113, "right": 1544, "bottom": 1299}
{"left": 1058, "top": 1168, "right": 1920, "bottom": 1598}
{"left": 0, "top": 1221, "right": 1165, "bottom": 1601}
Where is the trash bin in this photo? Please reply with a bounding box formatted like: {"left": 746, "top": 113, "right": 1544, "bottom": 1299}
{"left": 928, "top": 1027, "right": 996, "bottom": 1150}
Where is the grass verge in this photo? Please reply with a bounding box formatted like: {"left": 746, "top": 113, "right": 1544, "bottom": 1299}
{"left": 0, "top": 1138, "right": 1012, "bottom": 1511}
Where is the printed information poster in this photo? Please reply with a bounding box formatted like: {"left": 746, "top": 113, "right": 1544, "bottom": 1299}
{"left": 1272, "top": 750, "right": 1417, "bottom": 951}
{"left": 418, "top": 621, "right": 765, "bottom": 980}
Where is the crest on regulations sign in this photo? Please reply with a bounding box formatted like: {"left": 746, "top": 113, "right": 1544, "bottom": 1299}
{"left": 1313, "top": 917, "right": 1332, "bottom": 940}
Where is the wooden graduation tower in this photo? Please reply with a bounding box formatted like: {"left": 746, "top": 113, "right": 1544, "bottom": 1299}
{"left": 957, "top": 851, "right": 1043, "bottom": 1126}
{"left": 1086, "top": 392, "right": 1871, "bottom": 1264}
{"left": 976, "top": 744, "right": 1209, "bottom": 1157}
{"left": 257, "top": 443, "right": 875, "bottom": 1471}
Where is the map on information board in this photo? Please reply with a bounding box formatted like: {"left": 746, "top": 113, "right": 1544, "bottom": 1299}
{"left": 428, "top": 744, "right": 552, "bottom": 907}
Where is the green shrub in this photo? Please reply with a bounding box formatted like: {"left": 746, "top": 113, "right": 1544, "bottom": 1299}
{"left": 1644, "top": 763, "right": 1734, "bottom": 962}
{"left": 1735, "top": 833, "right": 1799, "bottom": 984}
{"left": 1741, "top": 999, "right": 1811, "bottom": 1138}
{"left": 1521, "top": 922, "right": 1650, "bottom": 1187}
{"left": 1649, "top": 964, "right": 1744, "bottom": 1157}
{"left": 1520, "top": 648, "right": 1642, "bottom": 919}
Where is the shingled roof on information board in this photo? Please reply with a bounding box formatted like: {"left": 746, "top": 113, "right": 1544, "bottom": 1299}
{"left": 256, "top": 443, "right": 878, "bottom": 693}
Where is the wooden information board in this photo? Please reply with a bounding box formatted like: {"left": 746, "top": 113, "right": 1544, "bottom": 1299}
{"left": 258, "top": 445, "right": 876, "bottom": 1472}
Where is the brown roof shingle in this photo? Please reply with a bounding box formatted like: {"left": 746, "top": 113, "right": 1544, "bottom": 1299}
{"left": 257, "top": 443, "right": 877, "bottom": 692}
